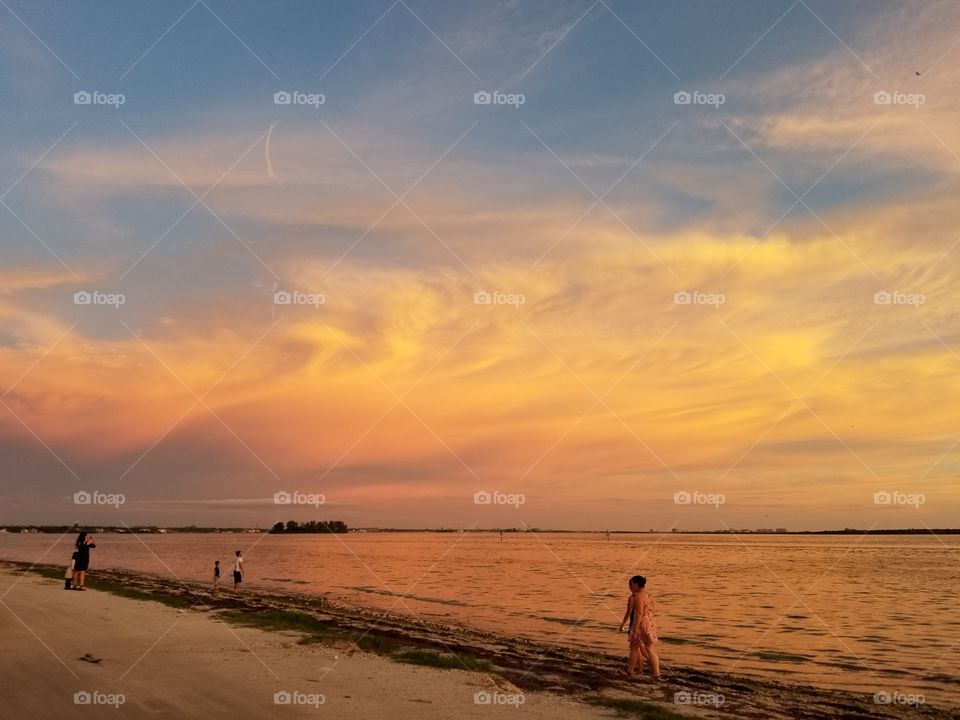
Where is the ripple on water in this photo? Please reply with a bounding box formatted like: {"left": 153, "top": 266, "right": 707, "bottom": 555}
{"left": 820, "top": 661, "right": 870, "bottom": 673}
{"left": 347, "top": 586, "right": 467, "bottom": 606}
{"left": 700, "top": 644, "right": 742, "bottom": 654}
{"left": 751, "top": 650, "right": 813, "bottom": 663}
{"left": 541, "top": 616, "right": 589, "bottom": 626}
{"left": 924, "top": 672, "right": 960, "bottom": 684}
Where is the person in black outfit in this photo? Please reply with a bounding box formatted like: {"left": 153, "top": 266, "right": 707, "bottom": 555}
{"left": 71, "top": 531, "right": 96, "bottom": 591}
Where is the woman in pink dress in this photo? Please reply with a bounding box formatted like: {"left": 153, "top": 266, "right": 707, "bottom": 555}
{"left": 618, "top": 575, "right": 662, "bottom": 680}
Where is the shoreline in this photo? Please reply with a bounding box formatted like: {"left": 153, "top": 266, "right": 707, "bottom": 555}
{"left": 3, "top": 560, "right": 953, "bottom": 719}
{"left": 5, "top": 527, "right": 960, "bottom": 535}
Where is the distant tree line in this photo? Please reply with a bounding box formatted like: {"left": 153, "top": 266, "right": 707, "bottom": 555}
{"left": 269, "top": 520, "right": 349, "bottom": 534}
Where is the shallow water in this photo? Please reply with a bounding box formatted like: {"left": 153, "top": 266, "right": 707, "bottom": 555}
{"left": 3, "top": 531, "right": 958, "bottom": 705}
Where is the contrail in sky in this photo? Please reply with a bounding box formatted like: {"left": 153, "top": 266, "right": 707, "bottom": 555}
{"left": 265, "top": 122, "right": 277, "bottom": 180}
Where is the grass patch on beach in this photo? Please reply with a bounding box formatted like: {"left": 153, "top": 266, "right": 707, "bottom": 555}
{"left": 220, "top": 609, "right": 347, "bottom": 643}
{"left": 90, "top": 578, "right": 192, "bottom": 609}
{"left": 18, "top": 565, "right": 190, "bottom": 609}
{"left": 393, "top": 648, "right": 492, "bottom": 672}
{"left": 30, "top": 566, "right": 65, "bottom": 580}
{"left": 15, "top": 565, "right": 190, "bottom": 609}
{"left": 354, "top": 634, "right": 401, "bottom": 655}
{"left": 221, "top": 610, "right": 405, "bottom": 655}
{"left": 588, "top": 696, "right": 692, "bottom": 720}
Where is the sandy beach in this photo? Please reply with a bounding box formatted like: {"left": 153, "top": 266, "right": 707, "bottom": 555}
{"left": 1, "top": 562, "right": 954, "bottom": 720}
{"left": 0, "top": 565, "right": 617, "bottom": 719}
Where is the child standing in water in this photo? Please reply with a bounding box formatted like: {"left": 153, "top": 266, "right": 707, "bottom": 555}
{"left": 212, "top": 560, "right": 221, "bottom": 591}
{"left": 232, "top": 550, "right": 243, "bottom": 591}
{"left": 618, "top": 575, "right": 662, "bottom": 680}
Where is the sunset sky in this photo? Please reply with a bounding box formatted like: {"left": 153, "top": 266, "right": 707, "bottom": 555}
{"left": 1, "top": 0, "right": 958, "bottom": 530}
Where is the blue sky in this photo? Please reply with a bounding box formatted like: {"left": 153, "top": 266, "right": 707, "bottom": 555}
{"left": 1, "top": 1, "right": 959, "bottom": 530}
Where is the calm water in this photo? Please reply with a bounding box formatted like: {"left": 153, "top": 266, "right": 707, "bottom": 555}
{"left": 3, "top": 532, "right": 958, "bottom": 705}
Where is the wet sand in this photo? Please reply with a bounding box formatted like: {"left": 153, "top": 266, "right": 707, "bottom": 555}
{"left": 1, "top": 562, "right": 953, "bottom": 719}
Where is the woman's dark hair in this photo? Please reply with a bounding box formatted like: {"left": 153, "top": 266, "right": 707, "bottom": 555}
{"left": 235, "top": 550, "right": 242, "bottom": 556}
{"left": 75, "top": 531, "right": 87, "bottom": 548}
{"left": 629, "top": 575, "right": 647, "bottom": 588}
